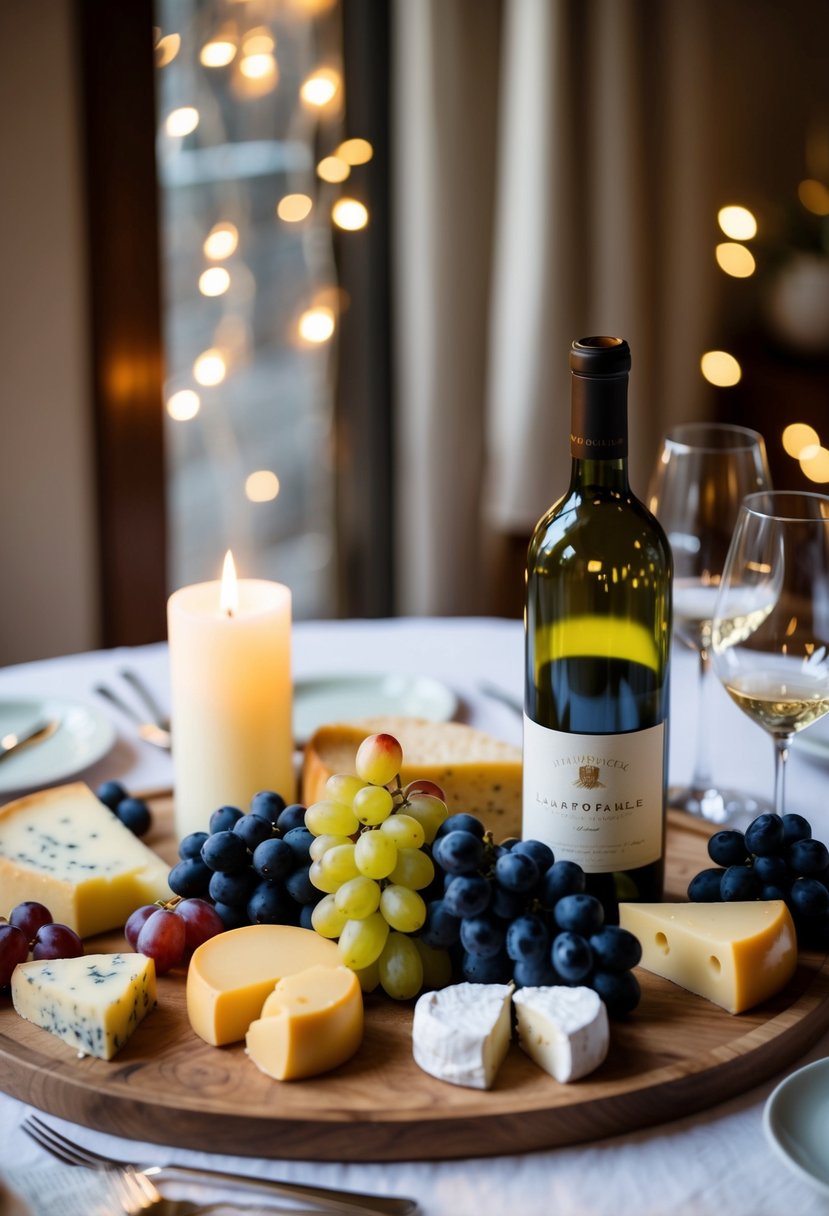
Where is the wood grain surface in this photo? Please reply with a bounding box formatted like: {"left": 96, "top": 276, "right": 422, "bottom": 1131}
{"left": 1, "top": 801, "right": 828, "bottom": 1162}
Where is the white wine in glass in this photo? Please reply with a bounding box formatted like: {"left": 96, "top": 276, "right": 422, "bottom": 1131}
{"left": 647, "top": 423, "right": 772, "bottom": 824}
{"left": 712, "top": 491, "right": 829, "bottom": 819}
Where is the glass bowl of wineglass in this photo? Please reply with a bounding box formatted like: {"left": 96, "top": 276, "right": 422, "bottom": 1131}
{"left": 711, "top": 491, "right": 829, "bottom": 818}
{"left": 647, "top": 422, "right": 772, "bottom": 824}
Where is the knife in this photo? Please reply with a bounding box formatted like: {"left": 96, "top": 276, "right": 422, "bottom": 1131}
{"left": 0, "top": 716, "right": 59, "bottom": 762}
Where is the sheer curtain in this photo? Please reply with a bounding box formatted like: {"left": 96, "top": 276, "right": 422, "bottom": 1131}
{"left": 392, "top": 0, "right": 716, "bottom": 616}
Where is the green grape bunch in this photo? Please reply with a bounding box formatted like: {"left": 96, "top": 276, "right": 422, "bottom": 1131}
{"left": 306, "top": 732, "right": 451, "bottom": 1000}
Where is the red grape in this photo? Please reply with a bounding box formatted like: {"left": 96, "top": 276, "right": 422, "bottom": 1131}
{"left": 404, "top": 779, "right": 446, "bottom": 801}
{"left": 136, "top": 908, "right": 186, "bottom": 974}
{"left": 0, "top": 924, "right": 30, "bottom": 986}
{"left": 9, "top": 901, "right": 53, "bottom": 939}
{"left": 31, "top": 923, "right": 84, "bottom": 961}
{"left": 125, "top": 904, "right": 158, "bottom": 950}
{"left": 174, "top": 898, "right": 225, "bottom": 952}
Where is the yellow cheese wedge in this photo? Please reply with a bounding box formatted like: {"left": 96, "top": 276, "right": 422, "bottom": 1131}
{"left": 302, "top": 716, "right": 522, "bottom": 839}
{"left": 618, "top": 899, "right": 798, "bottom": 1014}
{"left": 0, "top": 783, "right": 170, "bottom": 937}
{"left": 245, "top": 964, "right": 363, "bottom": 1080}
{"left": 186, "top": 924, "right": 340, "bottom": 1046}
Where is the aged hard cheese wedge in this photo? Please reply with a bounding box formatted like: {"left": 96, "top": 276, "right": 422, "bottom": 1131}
{"left": 619, "top": 899, "right": 798, "bottom": 1014}
{"left": 245, "top": 964, "right": 363, "bottom": 1080}
{"left": 0, "top": 783, "right": 170, "bottom": 937}
{"left": 11, "top": 952, "right": 156, "bottom": 1060}
{"left": 412, "top": 982, "right": 513, "bottom": 1089}
{"left": 302, "top": 716, "right": 522, "bottom": 838}
{"left": 512, "top": 985, "right": 609, "bottom": 1082}
{"left": 187, "top": 924, "right": 340, "bottom": 1046}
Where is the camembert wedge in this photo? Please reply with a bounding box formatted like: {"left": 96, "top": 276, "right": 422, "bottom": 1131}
{"left": 412, "top": 982, "right": 513, "bottom": 1089}
{"left": 512, "top": 985, "right": 609, "bottom": 1082}
{"left": 619, "top": 899, "right": 797, "bottom": 1013}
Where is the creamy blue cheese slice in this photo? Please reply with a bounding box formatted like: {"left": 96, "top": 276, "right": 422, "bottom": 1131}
{"left": 11, "top": 952, "right": 157, "bottom": 1060}
{"left": 0, "top": 782, "right": 170, "bottom": 936}
{"left": 412, "top": 982, "right": 513, "bottom": 1089}
{"left": 512, "top": 985, "right": 609, "bottom": 1082}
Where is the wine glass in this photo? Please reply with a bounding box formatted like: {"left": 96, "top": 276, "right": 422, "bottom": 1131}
{"left": 647, "top": 422, "right": 772, "bottom": 824}
{"left": 711, "top": 491, "right": 829, "bottom": 819}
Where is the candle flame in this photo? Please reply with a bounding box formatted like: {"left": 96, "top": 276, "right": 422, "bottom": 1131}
{"left": 220, "top": 550, "right": 239, "bottom": 616}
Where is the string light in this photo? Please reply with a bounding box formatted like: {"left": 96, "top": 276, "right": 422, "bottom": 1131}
{"left": 700, "top": 350, "right": 742, "bottom": 387}
{"left": 199, "top": 267, "right": 231, "bottom": 297}
{"left": 317, "top": 156, "right": 350, "bottom": 183}
{"left": 200, "top": 36, "right": 237, "bottom": 67}
{"left": 193, "top": 349, "right": 227, "bottom": 385}
{"left": 165, "top": 107, "right": 199, "bottom": 137}
{"left": 782, "top": 423, "right": 820, "bottom": 459}
{"left": 166, "top": 390, "right": 201, "bottom": 421}
{"left": 332, "top": 198, "right": 368, "bottom": 231}
{"left": 300, "top": 68, "right": 340, "bottom": 107}
{"left": 245, "top": 470, "right": 280, "bottom": 502}
{"left": 717, "top": 205, "right": 757, "bottom": 241}
{"left": 298, "top": 306, "right": 336, "bottom": 343}
{"left": 715, "top": 242, "right": 756, "bottom": 278}
{"left": 336, "top": 138, "right": 373, "bottom": 165}
{"left": 203, "top": 223, "right": 239, "bottom": 260}
{"left": 239, "top": 53, "right": 278, "bottom": 82}
{"left": 276, "top": 194, "right": 313, "bottom": 222}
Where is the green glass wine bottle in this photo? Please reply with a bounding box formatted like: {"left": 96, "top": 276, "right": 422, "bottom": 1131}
{"left": 523, "top": 337, "right": 672, "bottom": 920}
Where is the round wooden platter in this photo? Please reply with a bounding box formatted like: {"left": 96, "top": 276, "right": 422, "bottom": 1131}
{"left": 2, "top": 801, "right": 829, "bottom": 1162}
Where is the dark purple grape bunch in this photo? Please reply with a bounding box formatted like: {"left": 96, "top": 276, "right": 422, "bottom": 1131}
{"left": 166, "top": 791, "right": 324, "bottom": 934}
{"left": 688, "top": 813, "right": 829, "bottom": 948}
{"left": 97, "top": 780, "right": 152, "bottom": 836}
{"left": 420, "top": 814, "right": 642, "bottom": 1017}
{"left": 0, "top": 901, "right": 83, "bottom": 991}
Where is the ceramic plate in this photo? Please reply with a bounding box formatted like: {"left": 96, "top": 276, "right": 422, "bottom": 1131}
{"left": 0, "top": 697, "right": 116, "bottom": 796}
{"left": 293, "top": 673, "right": 458, "bottom": 744}
{"left": 764, "top": 1057, "right": 829, "bottom": 1196}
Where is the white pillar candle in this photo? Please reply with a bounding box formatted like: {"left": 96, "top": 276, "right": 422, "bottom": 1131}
{"left": 167, "top": 553, "right": 293, "bottom": 839}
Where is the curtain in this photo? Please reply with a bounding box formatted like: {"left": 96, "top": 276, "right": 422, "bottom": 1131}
{"left": 392, "top": 0, "right": 716, "bottom": 617}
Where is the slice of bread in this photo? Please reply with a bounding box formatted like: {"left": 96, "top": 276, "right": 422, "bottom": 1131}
{"left": 301, "top": 716, "right": 522, "bottom": 840}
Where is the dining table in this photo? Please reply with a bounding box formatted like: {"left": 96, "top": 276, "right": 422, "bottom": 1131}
{"left": 0, "top": 615, "right": 828, "bottom": 1216}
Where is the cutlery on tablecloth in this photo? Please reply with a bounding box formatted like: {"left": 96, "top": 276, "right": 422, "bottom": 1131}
{"left": 0, "top": 716, "right": 60, "bottom": 763}
{"left": 94, "top": 675, "right": 172, "bottom": 750}
{"left": 478, "top": 681, "right": 523, "bottom": 716}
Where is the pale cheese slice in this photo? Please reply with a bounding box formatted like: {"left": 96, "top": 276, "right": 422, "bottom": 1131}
{"left": 186, "top": 924, "right": 341, "bottom": 1046}
{"left": 512, "top": 985, "right": 609, "bottom": 1082}
{"left": 412, "top": 981, "right": 513, "bottom": 1089}
{"left": 619, "top": 899, "right": 798, "bottom": 1014}
{"left": 11, "top": 952, "right": 156, "bottom": 1060}
{"left": 0, "top": 783, "right": 170, "bottom": 937}
{"left": 245, "top": 964, "right": 363, "bottom": 1080}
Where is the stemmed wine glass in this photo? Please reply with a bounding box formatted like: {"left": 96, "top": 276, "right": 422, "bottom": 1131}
{"left": 711, "top": 491, "right": 829, "bottom": 819}
{"left": 647, "top": 423, "right": 772, "bottom": 824}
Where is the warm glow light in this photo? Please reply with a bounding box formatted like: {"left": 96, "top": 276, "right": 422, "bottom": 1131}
{"left": 800, "top": 446, "right": 829, "bottom": 483}
{"left": 199, "top": 267, "right": 231, "bottom": 297}
{"left": 317, "top": 156, "right": 350, "bottom": 183}
{"left": 220, "top": 550, "right": 239, "bottom": 616}
{"left": 194, "top": 349, "right": 227, "bottom": 386}
{"left": 200, "top": 39, "right": 237, "bottom": 67}
{"left": 715, "top": 242, "right": 756, "bottom": 278}
{"left": 245, "top": 470, "right": 280, "bottom": 502}
{"left": 332, "top": 198, "right": 369, "bottom": 231}
{"left": 798, "top": 179, "right": 829, "bottom": 217}
{"left": 336, "top": 138, "right": 373, "bottom": 165}
{"left": 155, "top": 33, "right": 181, "bottom": 67}
{"left": 242, "top": 27, "right": 275, "bottom": 55}
{"left": 717, "top": 205, "right": 757, "bottom": 241}
{"left": 204, "top": 222, "right": 239, "bottom": 260}
{"left": 300, "top": 68, "right": 340, "bottom": 107}
{"left": 276, "top": 193, "right": 313, "bottom": 223}
{"left": 166, "top": 389, "right": 200, "bottom": 422}
{"left": 700, "top": 350, "right": 742, "bottom": 387}
{"left": 298, "top": 306, "right": 336, "bottom": 343}
{"left": 239, "top": 52, "right": 278, "bottom": 81}
{"left": 782, "top": 422, "right": 820, "bottom": 459}
{"left": 165, "top": 106, "right": 200, "bottom": 137}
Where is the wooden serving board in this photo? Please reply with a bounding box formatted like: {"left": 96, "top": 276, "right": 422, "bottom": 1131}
{"left": 1, "top": 801, "right": 829, "bottom": 1162}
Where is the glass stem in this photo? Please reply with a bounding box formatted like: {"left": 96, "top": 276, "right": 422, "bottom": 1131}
{"left": 772, "top": 735, "right": 792, "bottom": 818}
{"left": 690, "top": 647, "right": 716, "bottom": 792}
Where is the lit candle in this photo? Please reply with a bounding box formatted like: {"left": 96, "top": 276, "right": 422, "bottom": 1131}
{"left": 167, "top": 552, "right": 293, "bottom": 838}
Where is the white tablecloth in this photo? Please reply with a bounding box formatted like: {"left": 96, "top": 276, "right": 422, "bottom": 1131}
{"left": 0, "top": 617, "right": 827, "bottom": 1216}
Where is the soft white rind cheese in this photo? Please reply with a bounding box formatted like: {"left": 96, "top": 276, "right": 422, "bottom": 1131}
{"left": 11, "top": 953, "right": 157, "bottom": 1060}
{"left": 412, "top": 982, "right": 513, "bottom": 1089}
{"left": 512, "top": 985, "right": 609, "bottom": 1083}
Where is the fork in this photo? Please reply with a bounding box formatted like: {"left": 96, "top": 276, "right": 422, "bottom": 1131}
{"left": 94, "top": 674, "right": 172, "bottom": 750}
{"left": 22, "top": 1115, "right": 419, "bottom": 1216}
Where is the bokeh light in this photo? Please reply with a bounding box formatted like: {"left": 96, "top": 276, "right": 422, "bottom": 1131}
{"left": 700, "top": 350, "right": 742, "bottom": 387}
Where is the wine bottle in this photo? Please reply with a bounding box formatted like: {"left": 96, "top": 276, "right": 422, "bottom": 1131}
{"left": 523, "top": 336, "right": 672, "bottom": 919}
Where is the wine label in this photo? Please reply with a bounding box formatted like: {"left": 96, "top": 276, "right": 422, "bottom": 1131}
{"left": 522, "top": 715, "right": 664, "bottom": 872}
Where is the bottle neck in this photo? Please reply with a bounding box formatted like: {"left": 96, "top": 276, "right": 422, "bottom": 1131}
{"left": 569, "top": 370, "right": 630, "bottom": 493}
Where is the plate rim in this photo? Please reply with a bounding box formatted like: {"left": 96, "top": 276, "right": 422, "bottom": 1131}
{"left": 0, "top": 694, "right": 117, "bottom": 795}
{"left": 763, "top": 1055, "right": 829, "bottom": 1196}
{"left": 292, "top": 671, "right": 459, "bottom": 739}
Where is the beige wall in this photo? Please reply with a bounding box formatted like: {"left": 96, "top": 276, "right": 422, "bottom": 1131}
{"left": 0, "top": 0, "right": 99, "bottom": 665}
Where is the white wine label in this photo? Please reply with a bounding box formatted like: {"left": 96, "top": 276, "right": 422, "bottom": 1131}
{"left": 522, "top": 715, "right": 664, "bottom": 872}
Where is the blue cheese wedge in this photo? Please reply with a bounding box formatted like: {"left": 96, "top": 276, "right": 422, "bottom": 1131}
{"left": 512, "top": 985, "right": 609, "bottom": 1082}
{"left": 11, "top": 953, "right": 157, "bottom": 1060}
{"left": 0, "top": 782, "right": 170, "bottom": 936}
{"left": 412, "top": 982, "right": 513, "bottom": 1089}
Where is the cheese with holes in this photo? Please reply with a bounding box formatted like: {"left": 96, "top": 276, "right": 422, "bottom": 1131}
{"left": 512, "top": 985, "right": 609, "bottom": 1082}
{"left": 0, "top": 783, "right": 170, "bottom": 937}
{"left": 11, "top": 952, "right": 156, "bottom": 1060}
{"left": 245, "top": 964, "right": 363, "bottom": 1080}
{"left": 187, "top": 924, "right": 340, "bottom": 1046}
{"left": 619, "top": 899, "right": 797, "bottom": 1014}
{"left": 302, "top": 717, "right": 522, "bottom": 839}
{"left": 412, "top": 982, "right": 513, "bottom": 1089}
